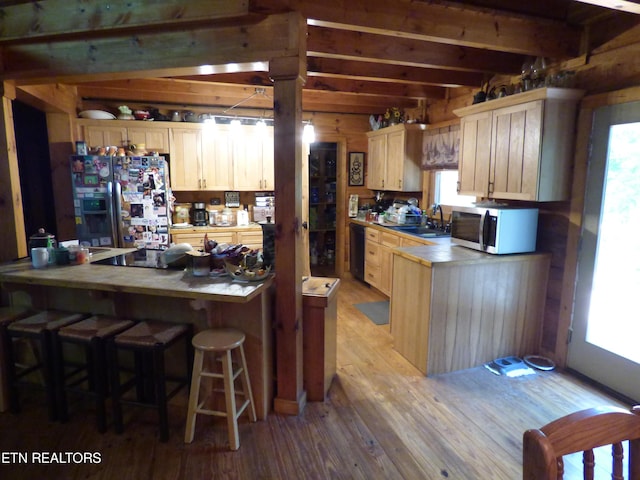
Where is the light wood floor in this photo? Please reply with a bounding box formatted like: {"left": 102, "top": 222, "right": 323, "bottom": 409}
{"left": 0, "top": 277, "right": 629, "bottom": 479}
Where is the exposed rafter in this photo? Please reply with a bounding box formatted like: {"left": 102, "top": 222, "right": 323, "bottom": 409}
{"left": 1, "top": 0, "right": 636, "bottom": 115}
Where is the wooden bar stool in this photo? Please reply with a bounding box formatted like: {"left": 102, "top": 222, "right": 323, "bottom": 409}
{"left": 2, "top": 311, "right": 87, "bottom": 420}
{"left": 184, "top": 328, "right": 256, "bottom": 450}
{"left": 53, "top": 315, "right": 134, "bottom": 432}
{"left": 107, "top": 320, "right": 193, "bottom": 442}
{"left": 0, "top": 306, "right": 34, "bottom": 412}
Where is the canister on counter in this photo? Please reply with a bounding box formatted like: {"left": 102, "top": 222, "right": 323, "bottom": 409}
{"left": 173, "top": 203, "right": 192, "bottom": 225}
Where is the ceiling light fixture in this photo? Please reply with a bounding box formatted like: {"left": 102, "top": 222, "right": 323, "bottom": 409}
{"left": 303, "top": 120, "right": 316, "bottom": 144}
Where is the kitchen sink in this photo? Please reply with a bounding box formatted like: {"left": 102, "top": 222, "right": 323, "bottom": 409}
{"left": 385, "top": 225, "right": 450, "bottom": 238}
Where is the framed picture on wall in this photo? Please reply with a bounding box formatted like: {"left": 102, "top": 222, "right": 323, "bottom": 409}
{"left": 349, "top": 152, "right": 365, "bottom": 186}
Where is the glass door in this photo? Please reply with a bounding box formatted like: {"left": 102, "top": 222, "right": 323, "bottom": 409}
{"left": 568, "top": 101, "right": 640, "bottom": 401}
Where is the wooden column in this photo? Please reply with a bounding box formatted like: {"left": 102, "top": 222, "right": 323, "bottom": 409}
{"left": 46, "top": 112, "right": 76, "bottom": 241}
{"left": 269, "top": 15, "right": 308, "bottom": 415}
{"left": 0, "top": 81, "right": 26, "bottom": 262}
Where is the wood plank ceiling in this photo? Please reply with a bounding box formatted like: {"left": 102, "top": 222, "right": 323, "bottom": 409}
{"left": 2, "top": 0, "right": 639, "bottom": 116}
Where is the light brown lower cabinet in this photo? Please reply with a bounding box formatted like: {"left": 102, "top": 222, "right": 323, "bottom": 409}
{"left": 171, "top": 226, "right": 262, "bottom": 250}
{"left": 363, "top": 225, "right": 432, "bottom": 297}
{"left": 390, "top": 249, "right": 550, "bottom": 375}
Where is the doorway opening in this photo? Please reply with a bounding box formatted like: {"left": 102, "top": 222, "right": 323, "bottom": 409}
{"left": 309, "top": 142, "right": 337, "bottom": 276}
{"left": 13, "top": 100, "right": 56, "bottom": 242}
{"left": 568, "top": 100, "right": 640, "bottom": 402}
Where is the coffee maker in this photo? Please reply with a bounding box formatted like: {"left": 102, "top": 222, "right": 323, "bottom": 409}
{"left": 192, "top": 202, "right": 209, "bottom": 226}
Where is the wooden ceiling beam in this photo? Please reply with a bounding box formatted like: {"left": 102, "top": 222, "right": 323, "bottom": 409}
{"left": 2, "top": 12, "right": 295, "bottom": 84}
{"left": 307, "top": 25, "right": 523, "bottom": 75}
{"left": 171, "top": 72, "right": 446, "bottom": 99}
{"left": 306, "top": 57, "right": 484, "bottom": 88}
{"left": 74, "top": 77, "right": 415, "bottom": 114}
{"left": 0, "top": 0, "right": 252, "bottom": 44}
{"left": 302, "top": 77, "right": 445, "bottom": 99}
{"left": 572, "top": 0, "right": 640, "bottom": 15}
{"left": 174, "top": 58, "right": 483, "bottom": 89}
{"left": 251, "top": 0, "right": 581, "bottom": 57}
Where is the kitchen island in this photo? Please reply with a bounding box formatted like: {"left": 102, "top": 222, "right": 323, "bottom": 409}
{"left": 390, "top": 243, "right": 551, "bottom": 376}
{"left": 0, "top": 249, "right": 274, "bottom": 418}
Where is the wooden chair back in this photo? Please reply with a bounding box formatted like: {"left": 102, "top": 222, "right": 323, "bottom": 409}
{"left": 523, "top": 405, "right": 640, "bottom": 479}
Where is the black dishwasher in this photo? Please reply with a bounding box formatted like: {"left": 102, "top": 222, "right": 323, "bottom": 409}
{"left": 349, "top": 222, "right": 365, "bottom": 282}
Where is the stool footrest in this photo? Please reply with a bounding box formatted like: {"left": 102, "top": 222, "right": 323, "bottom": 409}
{"left": 195, "top": 399, "right": 250, "bottom": 419}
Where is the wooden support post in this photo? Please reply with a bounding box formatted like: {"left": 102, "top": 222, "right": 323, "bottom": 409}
{"left": 269, "top": 13, "right": 308, "bottom": 415}
{"left": 0, "top": 81, "right": 27, "bottom": 262}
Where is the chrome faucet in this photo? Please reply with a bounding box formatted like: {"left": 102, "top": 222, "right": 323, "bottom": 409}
{"left": 431, "top": 204, "right": 444, "bottom": 230}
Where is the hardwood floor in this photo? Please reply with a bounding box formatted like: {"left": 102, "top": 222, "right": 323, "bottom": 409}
{"left": 0, "top": 277, "right": 629, "bottom": 479}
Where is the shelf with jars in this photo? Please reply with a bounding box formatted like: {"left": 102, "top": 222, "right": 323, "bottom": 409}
{"left": 308, "top": 142, "right": 337, "bottom": 276}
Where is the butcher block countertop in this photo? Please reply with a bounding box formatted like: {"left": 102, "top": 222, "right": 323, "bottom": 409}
{"left": 393, "top": 243, "right": 550, "bottom": 267}
{"left": 0, "top": 248, "right": 273, "bottom": 303}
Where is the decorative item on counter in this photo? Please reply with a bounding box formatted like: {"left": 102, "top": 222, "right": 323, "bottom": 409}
{"left": 28, "top": 228, "right": 56, "bottom": 257}
{"left": 369, "top": 114, "right": 382, "bottom": 131}
{"left": 128, "top": 143, "right": 146, "bottom": 155}
{"left": 224, "top": 248, "right": 271, "bottom": 282}
{"left": 348, "top": 194, "right": 359, "bottom": 218}
{"left": 236, "top": 208, "right": 249, "bottom": 226}
{"left": 160, "top": 243, "right": 193, "bottom": 268}
{"left": 383, "top": 107, "right": 403, "bottom": 126}
{"left": 183, "top": 111, "right": 197, "bottom": 123}
{"left": 472, "top": 82, "right": 489, "bottom": 104}
{"left": 53, "top": 247, "right": 70, "bottom": 265}
{"left": 172, "top": 203, "right": 192, "bottom": 226}
{"left": 185, "top": 250, "right": 211, "bottom": 277}
{"left": 31, "top": 247, "right": 49, "bottom": 269}
{"left": 78, "top": 110, "right": 116, "bottom": 120}
{"left": 117, "top": 105, "right": 134, "bottom": 120}
{"left": 75, "top": 141, "right": 88, "bottom": 155}
{"left": 133, "top": 110, "right": 150, "bottom": 120}
{"left": 531, "top": 57, "right": 548, "bottom": 89}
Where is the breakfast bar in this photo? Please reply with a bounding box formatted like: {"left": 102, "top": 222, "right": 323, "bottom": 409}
{"left": 0, "top": 249, "right": 274, "bottom": 419}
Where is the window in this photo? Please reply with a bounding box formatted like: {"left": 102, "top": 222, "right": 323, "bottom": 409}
{"left": 434, "top": 170, "right": 475, "bottom": 207}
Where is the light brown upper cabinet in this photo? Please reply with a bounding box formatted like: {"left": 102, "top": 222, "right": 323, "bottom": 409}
{"left": 78, "top": 120, "right": 170, "bottom": 154}
{"left": 366, "top": 123, "right": 425, "bottom": 192}
{"left": 232, "top": 125, "right": 274, "bottom": 191}
{"left": 454, "top": 88, "right": 584, "bottom": 202}
{"left": 77, "top": 120, "right": 271, "bottom": 192}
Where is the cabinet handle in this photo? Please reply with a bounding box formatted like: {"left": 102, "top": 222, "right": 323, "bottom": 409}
{"left": 203, "top": 179, "right": 206, "bottom": 189}
{"left": 382, "top": 179, "right": 385, "bottom": 188}
{"left": 198, "top": 179, "right": 201, "bottom": 189}
{"left": 456, "top": 181, "right": 461, "bottom": 193}
{"left": 488, "top": 181, "right": 494, "bottom": 194}
{"left": 398, "top": 180, "right": 402, "bottom": 189}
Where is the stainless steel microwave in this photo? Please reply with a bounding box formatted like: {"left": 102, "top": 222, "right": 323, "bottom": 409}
{"left": 450, "top": 206, "right": 538, "bottom": 254}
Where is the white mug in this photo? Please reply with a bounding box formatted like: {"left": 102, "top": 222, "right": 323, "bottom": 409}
{"left": 31, "top": 247, "right": 49, "bottom": 269}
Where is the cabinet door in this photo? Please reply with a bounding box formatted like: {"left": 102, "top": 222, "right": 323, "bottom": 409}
{"left": 236, "top": 230, "right": 263, "bottom": 250}
{"left": 171, "top": 233, "right": 206, "bottom": 249}
{"left": 367, "top": 134, "right": 387, "bottom": 190}
{"left": 458, "top": 111, "right": 492, "bottom": 197}
{"left": 261, "top": 130, "right": 275, "bottom": 190}
{"left": 490, "top": 100, "right": 543, "bottom": 200}
{"left": 169, "top": 128, "right": 202, "bottom": 190}
{"left": 201, "top": 126, "right": 233, "bottom": 190}
{"left": 386, "top": 129, "right": 406, "bottom": 191}
{"left": 83, "top": 125, "right": 127, "bottom": 149}
{"left": 379, "top": 244, "right": 394, "bottom": 296}
{"left": 390, "top": 255, "right": 432, "bottom": 374}
{"left": 233, "top": 127, "right": 264, "bottom": 191}
{"left": 127, "top": 127, "right": 170, "bottom": 153}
